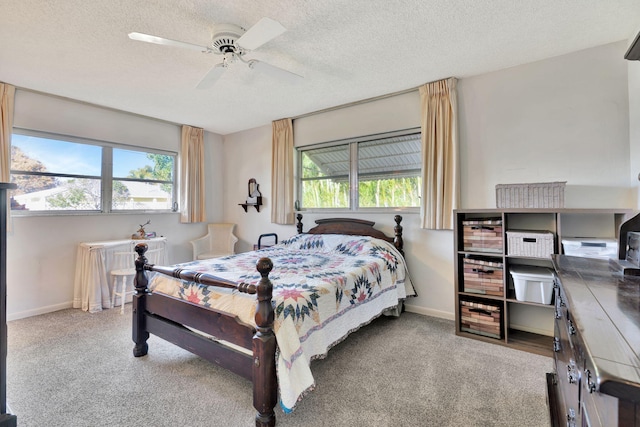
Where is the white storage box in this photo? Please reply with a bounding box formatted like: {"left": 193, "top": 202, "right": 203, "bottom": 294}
{"left": 561, "top": 238, "right": 617, "bottom": 260}
{"left": 506, "top": 230, "right": 555, "bottom": 258}
{"left": 509, "top": 265, "right": 555, "bottom": 305}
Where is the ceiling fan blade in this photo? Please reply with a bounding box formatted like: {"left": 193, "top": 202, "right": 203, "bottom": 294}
{"left": 196, "top": 63, "right": 227, "bottom": 89}
{"left": 237, "top": 17, "right": 286, "bottom": 51}
{"left": 249, "top": 60, "right": 303, "bottom": 83}
{"left": 128, "top": 32, "right": 210, "bottom": 53}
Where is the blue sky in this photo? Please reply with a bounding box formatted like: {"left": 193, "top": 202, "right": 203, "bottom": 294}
{"left": 12, "top": 134, "right": 155, "bottom": 177}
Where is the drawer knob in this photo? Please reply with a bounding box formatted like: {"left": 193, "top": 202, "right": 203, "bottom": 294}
{"left": 567, "top": 360, "right": 578, "bottom": 384}
{"left": 568, "top": 320, "right": 576, "bottom": 335}
{"left": 553, "top": 337, "right": 561, "bottom": 352}
{"left": 585, "top": 369, "right": 597, "bottom": 393}
{"left": 566, "top": 408, "right": 576, "bottom": 427}
{"left": 555, "top": 294, "right": 564, "bottom": 318}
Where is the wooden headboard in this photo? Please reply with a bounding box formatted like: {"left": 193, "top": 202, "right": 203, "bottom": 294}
{"left": 295, "top": 214, "right": 404, "bottom": 256}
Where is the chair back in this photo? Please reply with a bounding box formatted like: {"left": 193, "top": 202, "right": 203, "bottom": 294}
{"left": 207, "top": 223, "right": 238, "bottom": 253}
{"left": 190, "top": 223, "right": 238, "bottom": 260}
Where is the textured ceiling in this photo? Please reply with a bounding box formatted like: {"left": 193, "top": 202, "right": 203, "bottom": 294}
{"left": 1, "top": 0, "right": 640, "bottom": 135}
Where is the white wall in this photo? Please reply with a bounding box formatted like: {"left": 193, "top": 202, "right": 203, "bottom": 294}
{"left": 293, "top": 91, "right": 421, "bottom": 147}
{"left": 222, "top": 125, "right": 303, "bottom": 251}
{"left": 7, "top": 90, "right": 225, "bottom": 320}
{"left": 459, "top": 41, "right": 633, "bottom": 209}
{"left": 221, "top": 41, "right": 636, "bottom": 321}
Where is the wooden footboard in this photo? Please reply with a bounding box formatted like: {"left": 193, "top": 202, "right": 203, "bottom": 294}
{"left": 132, "top": 244, "right": 277, "bottom": 427}
{"left": 131, "top": 214, "right": 405, "bottom": 427}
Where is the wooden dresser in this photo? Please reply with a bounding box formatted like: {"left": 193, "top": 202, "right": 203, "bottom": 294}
{"left": 549, "top": 255, "right": 640, "bottom": 427}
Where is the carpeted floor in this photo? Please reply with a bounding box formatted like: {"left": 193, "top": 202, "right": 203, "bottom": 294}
{"left": 6, "top": 307, "right": 552, "bottom": 427}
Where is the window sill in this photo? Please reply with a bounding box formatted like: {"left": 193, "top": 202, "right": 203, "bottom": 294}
{"left": 297, "top": 207, "right": 419, "bottom": 215}
{"left": 11, "top": 210, "right": 179, "bottom": 218}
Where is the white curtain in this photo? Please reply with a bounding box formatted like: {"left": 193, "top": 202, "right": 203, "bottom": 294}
{"left": 0, "top": 83, "right": 15, "bottom": 230}
{"left": 180, "top": 125, "right": 206, "bottom": 223}
{"left": 271, "top": 118, "right": 295, "bottom": 224}
{"left": 419, "top": 78, "right": 459, "bottom": 230}
{"left": 0, "top": 83, "right": 14, "bottom": 183}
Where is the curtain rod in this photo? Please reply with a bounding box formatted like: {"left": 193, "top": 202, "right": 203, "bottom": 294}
{"left": 291, "top": 86, "right": 419, "bottom": 121}
{"left": 290, "top": 76, "right": 454, "bottom": 121}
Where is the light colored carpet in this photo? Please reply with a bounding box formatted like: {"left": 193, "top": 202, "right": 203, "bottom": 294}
{"left": 6, "top": 306, "right": 552, "bottom": 427}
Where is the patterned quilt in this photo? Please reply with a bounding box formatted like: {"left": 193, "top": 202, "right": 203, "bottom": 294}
{"left": 150, "top": 233, "right": 415, "bottom": 412}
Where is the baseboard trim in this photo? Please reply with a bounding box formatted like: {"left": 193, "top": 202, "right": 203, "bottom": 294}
{"left": 7, "top": 302, "right": 73, "bottom": 321}
{"left": 404, "top": 304, "right": 454, "bottom": 321}
{"left": 8, "top": 301, "right": 457, "bottom": 323}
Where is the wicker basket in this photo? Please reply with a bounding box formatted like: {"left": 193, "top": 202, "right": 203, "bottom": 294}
{"left": 506, "top": 230, "right": 555, "bottom": 258}
{"left": 462, "top": 218, "right": 503, "bottom": 253}
{"left": 460, "top": 300, "right": 502, "bottom": 339}
{"left": 496, "top": 181, "right": 566, "bottom": 208}
{"left": 463, "top": 258, "right": 504, "bottom": 296}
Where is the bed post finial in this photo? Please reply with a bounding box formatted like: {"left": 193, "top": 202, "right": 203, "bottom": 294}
{"left": 394, "top": 215, "right": 404, "bottom": 256}
{"left": 296, "top": 213, "right": 303, "bottom": 234}
{"left": 253, "top": 257, "right": 277, "bottom": 427}
{"left": 132, "top": 243, "right": 150, "bottom": 357}
{"left": 133, "top": 243, "right": 148, "bottom": 292}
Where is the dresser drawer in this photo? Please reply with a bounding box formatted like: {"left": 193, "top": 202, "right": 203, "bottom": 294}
{"left": 553, "top": 314, "right": 580, "bottom": 422}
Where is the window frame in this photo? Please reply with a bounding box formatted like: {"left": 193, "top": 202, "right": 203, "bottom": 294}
{"left": 296, "top": 127, "right": 422, "bottom": 213}
{"left": 10, "top": 128, "right": 177, "bottom": 216}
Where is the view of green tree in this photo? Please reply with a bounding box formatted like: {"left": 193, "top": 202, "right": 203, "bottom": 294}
{"left": 147, "top": 154, "right": 172, "bottom": 181}
{"left": 128, "top": 154, "right": 173, "bottom": 193}
{"left": 359, "top": 177, "right": 421, "bottom": 207}
{"left": 128, "top": 165, "right": 154, "bottom": 179}
{"left": 301, "top": 149, "right": 351, "bottom": 207}
{"left": 302, "top": 179, "right": 349, "bottom": 208}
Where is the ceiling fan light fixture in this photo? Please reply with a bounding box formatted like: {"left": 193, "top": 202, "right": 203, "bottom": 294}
{"left": 209, "top": 23, "right": 246, "bottom": 54}
{"left": 222, "top": 52, "right": 237, "bottom": 66}
{"left": 128, "top": 17, "right": 302, "bottom": 89}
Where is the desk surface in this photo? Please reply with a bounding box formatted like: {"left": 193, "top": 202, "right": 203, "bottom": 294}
{"left": 80, "top": 236, "right": 166, "bottom": 249}
{"left": 552, "top": 255, "right": 640, "bottom": 400}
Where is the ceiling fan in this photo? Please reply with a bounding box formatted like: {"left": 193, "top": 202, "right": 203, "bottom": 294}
{"left": 128, "top": 17, "right": 302, "bottom": 89}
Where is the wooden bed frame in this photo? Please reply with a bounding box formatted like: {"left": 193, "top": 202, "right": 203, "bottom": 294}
{"left": 132, "top": 215, "right": 404, "bottom": 427}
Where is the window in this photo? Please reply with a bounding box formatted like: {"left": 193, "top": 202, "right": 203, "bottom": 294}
{"left": 298, "top": 129, "right": 421, "bottom": 210}
{"left": 10, "top": 129, "right": 176, "bottom": 214}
